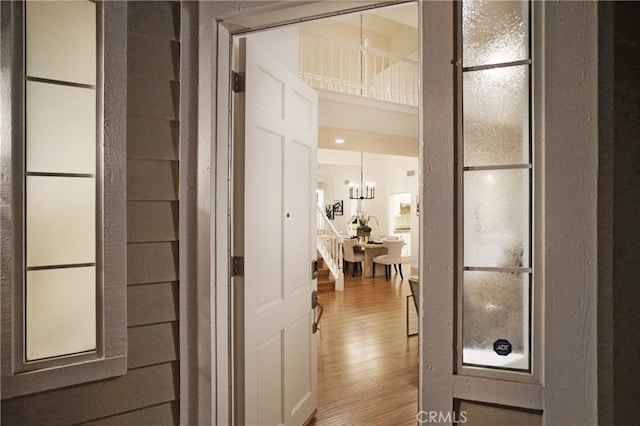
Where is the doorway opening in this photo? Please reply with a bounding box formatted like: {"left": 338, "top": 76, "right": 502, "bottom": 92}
{"left": 227, "top": 1, "right": 421, "bottom": 423}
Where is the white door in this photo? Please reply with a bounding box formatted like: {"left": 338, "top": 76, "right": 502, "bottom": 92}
{"left": 236, "top": 37, "right": 318, "bottom": 425}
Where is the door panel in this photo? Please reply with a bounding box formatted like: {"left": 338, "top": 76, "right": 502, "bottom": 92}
{"left": 257, "top": 332, "right": 284, "bottom": 425}
{"left": 240, "top": 37, "right": 318, "bottom": 426}
{"left": 255, "top": 129, "right": 283, "bottom": 307}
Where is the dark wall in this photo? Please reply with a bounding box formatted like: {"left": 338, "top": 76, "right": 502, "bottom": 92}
{"left": 613, "top": 2, "right": 640, "bottom": 423}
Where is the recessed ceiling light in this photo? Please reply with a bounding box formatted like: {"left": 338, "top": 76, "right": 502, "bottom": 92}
{"left": 334, "top": 138, "right": 345, "bottom": 144}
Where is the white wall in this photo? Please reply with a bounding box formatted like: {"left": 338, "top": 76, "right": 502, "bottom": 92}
{"left": 317, "top": 162, "right": 359, "bottom": 225}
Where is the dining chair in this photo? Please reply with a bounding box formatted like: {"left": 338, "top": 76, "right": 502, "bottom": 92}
{"left": 381, "top": 236, "right": 400, "bottom": 273}
{"left": 372, "top": 240, "right": 404, "bottom": 280}
{"left": 342, "top": 238, "right": 365, "bottom": 277}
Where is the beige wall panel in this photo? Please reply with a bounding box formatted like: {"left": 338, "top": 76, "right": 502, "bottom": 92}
{"left": 127, "top": 201, "right": 178, "bottom": 242}
{"left": 127, "top": 322, "right": 178, "bottom": 369}
{"left": 81, "top": 401, "right": 179, "bottom": 426}
{"left": 127, "top": 159, "right": 179, "bottom": 201}
{"left": 128, "top": 75, "right": 179, "bottom": 120}
{"left": 128, "top": 1, "right": 180, "bottom": 41}
{"left": 26, "top": 267, "right": 96, "bottom": 360}
{"left": 127, "top": 117, "right": 179, "bottom": 160}
{"left": 26, "top": 176, "right": 96, "bottom": 267}
{"left": 127, "top": 281, "right": 178, "bottom": 327}
{"left": 129, "top": 33, "right": 180, "bottom": 80}
{"left": 457, "top": 400, "right": 542, "bottom": 426}
{"left": 26, "top": 81, "right": 96, "bottom": 174}
{"left": 26, "top": 0, "right": 96, "bottom": 84}
{"left": 127, "top": 242, "right": 179, "bottom": 285}
{"left": 0, "top": 362, "right": 179, "bottom": 425}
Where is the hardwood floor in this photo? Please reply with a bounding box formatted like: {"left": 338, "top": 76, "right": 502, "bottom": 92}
{"left": 311, "top": 267, "right": 419, "bottom": 426}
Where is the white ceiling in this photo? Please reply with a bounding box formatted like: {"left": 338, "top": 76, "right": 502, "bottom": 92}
{"left": 327, "top": 2, "right": 418, "bottom": 35}
{"left": 317, "top": 90, "right": 418, "bottom": 157}
{"left": 369, "top": 3, "right": 419, "bottom": 29}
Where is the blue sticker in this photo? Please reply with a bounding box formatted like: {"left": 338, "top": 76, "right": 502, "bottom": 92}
{"left": 493, "top": 339, "right": 512, "bottom": 356}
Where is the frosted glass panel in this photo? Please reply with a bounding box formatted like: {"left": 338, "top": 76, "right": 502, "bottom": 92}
{"left": 464, "top": 169, "right": 529, "bottom": 267}
{"left": 26, "top": 81, "right": 96, "bottom": 174}
{"left": 26, "top": 176, "right": 95, "bottom": 267}
{"left": 462, "top": 0, "right": 529, "bottom": 67}
{"left": 462, "top": 271, "right": 529, "bottom": 370}
{"left": 26, "top": 267, "right": 96, "bottom": 360}
{"left": 463, "top": 66, "right": 529, "bottom": 167}
{"left": 26, "top": 0, "right": 96, "bottom": 85}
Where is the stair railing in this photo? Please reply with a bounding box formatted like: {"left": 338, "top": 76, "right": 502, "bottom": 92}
{"left": 316, "top": 204, "right": 344, "bottom": 291}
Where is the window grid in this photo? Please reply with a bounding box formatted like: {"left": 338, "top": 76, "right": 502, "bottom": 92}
{"left": 22, "top": 0, "right": 99, "bottom": 365}
{"left": 458, "top": 0, "right": 534, "bottom": 375}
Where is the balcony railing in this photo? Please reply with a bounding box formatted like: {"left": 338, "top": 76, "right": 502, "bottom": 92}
{"left": 299, "top": 29, "right": 419, "bottom": 107}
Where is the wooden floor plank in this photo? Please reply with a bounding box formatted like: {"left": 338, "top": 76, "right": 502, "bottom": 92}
{"left": 312, "top": 270, "right": 419, "bottom": 425}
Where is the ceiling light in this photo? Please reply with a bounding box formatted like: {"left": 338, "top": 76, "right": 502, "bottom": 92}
{"left": 335, "top": 138, "right": 345, "bottom": 144}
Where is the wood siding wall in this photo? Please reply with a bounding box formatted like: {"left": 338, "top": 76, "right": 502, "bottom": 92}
{"left": 1, "top": 2, "right": 181, "bottom": 424}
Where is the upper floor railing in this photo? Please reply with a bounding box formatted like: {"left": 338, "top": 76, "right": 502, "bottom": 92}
{"left": 299, "top": 29, "right": 419, "bottom": 107}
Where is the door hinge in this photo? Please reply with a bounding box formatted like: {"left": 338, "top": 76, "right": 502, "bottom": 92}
{"left": 232, "top": 71, "right": 245, "bottom": 93}
{"left": 231, "top": 256, "right": 244, "bottom": 277}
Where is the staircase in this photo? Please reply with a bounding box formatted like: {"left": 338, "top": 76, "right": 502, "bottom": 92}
{"left": 316, "top": 205, "right": 345, "bottom": 291}
{"left": 316, "top": 254, "right": 335, "bottom": 292}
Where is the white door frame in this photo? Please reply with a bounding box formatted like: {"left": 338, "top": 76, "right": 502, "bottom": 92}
{"left": 202, "top": 2, "right": 425, "bottom": 424}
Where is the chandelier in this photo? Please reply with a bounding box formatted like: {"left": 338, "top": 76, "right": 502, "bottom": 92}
{"left": 349, "top": 152, "right": 375, "bottom": 200}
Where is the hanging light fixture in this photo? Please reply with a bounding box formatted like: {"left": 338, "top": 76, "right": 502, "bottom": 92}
{"left": 349, "top": 152, "right": 375, "bottom": 200}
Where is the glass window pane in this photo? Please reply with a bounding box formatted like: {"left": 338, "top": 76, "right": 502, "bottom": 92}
{"left": 464, "top": 169, "right": 530, "bottom": 268}
{"left": 26, "top": 0, "right": 96, "bottom": 85}
{"left": 26, "top": 81, "right": 96, "bottom": 174}
{"left": 463, "top": 66, "right": 529, "bottom": 167}
{"left": 26, "top": 267, "right": 96, "bottom": 361}
{"left": 462, "top": 0, "right": 529, "bottom": 68}
{"left": 26, "top": 176, "right": 95, "bottom": 267}
{"left": 462, "top": 271, "right": 529, "bottom": 370}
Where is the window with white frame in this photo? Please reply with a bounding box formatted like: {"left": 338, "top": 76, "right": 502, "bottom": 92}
{"left": 458, "top": 0, "right": 533, "bottom": 372}
{"left": 1, "top": 0, "right": 126, "bottom": 397}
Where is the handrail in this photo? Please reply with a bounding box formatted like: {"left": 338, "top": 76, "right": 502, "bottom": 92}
{"left": 299, "top": 29, "right": 419, "bottom": 107}
{"left": 316, "top": 204, "right": 344, "bottom": 291}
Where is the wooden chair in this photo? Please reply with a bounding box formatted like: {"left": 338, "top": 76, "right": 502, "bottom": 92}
{"left": 342, "top": 238, "right": 364, "bottom": 277}
{"left": 372, "top": 240, "right": 404, "bottom": 280}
